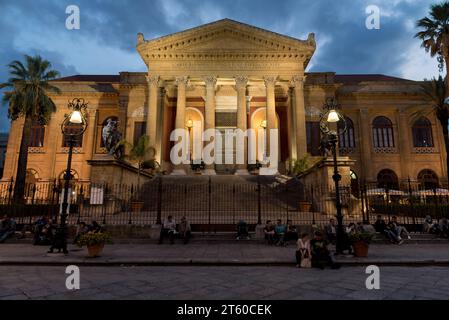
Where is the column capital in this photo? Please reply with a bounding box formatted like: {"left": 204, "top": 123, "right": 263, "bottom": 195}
{"left": 235, "top": 75, "right": 249, "bottom": 90}
{"left": 291, "top": 75, "right": 305, "bottom": 88}
{"left": 263, "top": 76, "right": 278, "bottom": 88}
{"left": 176, "top": 76, "right": 189, "bottom": 87}
{"left": 146, "top": 75, "right": 160, "bottom": 86}
{"left": 204, "top": 76, "right": 218, "bottom": 87}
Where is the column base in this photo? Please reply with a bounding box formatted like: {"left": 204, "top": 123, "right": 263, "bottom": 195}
{"left": 171, "top": 169, "right": 187, "bottom": 176}
{"left": 259, "top": 167, "right": 279, "bottom": 176}
{"left": 235, "top": 169, "right": 250, "bottom": 176}
{"left": 202, "top": 169, "right": 217, "bottom": 176}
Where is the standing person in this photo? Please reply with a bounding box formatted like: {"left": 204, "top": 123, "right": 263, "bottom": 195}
{"left": 178, "top": 216, "right": 191, "bottom": 245}
{"left": 263, "top": 220, "right": 275, "bottom": 245}
{"left": 324, "top": 219, "right": 337, "bottom": 244}
{"left": 159, "top": 216, "right": 177, "bottom": 245}
{"left": 296, "top": 233, "right": 311, "bottom": 268}
{"left": 310, "top": 231, "right": 340, "bottom": 269}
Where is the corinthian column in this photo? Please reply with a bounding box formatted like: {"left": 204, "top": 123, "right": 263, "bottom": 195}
{"left": 146, "top": 74, "right": 160, "bottom": 150}
{"left": 292, "top": 75, "right": 307, "bottom": 160}
{"left": 204, "top": 76, "right": 217, "bottom": 175}
{"left": 235, "top": 75, "right": 249, "bottom": 175}
{"left": 263, "top": 76, "right": 279, "bottom": 175}
{"left": 172, "top": 76, "right": 189, "bottom": 175}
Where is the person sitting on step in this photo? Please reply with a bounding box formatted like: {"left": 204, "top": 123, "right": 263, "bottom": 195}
{"left": 159, "top": 216, "right": 177, "bottom": 245}
{"left": 236, "top": 220, "right": 250, "bottom": 240}
{"left": 263, "top": 220, "right": 275, "bottom": 245}
{"left": 274, "top": 219, "right": 287, "bottom": 246}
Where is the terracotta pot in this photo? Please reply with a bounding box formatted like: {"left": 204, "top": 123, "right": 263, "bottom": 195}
{"left": 87, "top": 243, "right": 105, "bottom": 258}
{"left": 352, "top": 240, "right": 369, "bottom": 257}
{"left": 299, "top": 201, "right": 312, "bottom": 212}
{"left": 131, "top": 201, "right": 144, "bottom": 212}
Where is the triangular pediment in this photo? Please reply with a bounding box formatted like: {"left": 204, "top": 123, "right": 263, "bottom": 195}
{"left": 137, "top": 19, "right": 316, "bottom": 65}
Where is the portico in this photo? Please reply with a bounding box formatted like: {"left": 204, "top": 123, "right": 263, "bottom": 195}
{"left": 136, "top": 19, "right": 315, "bottom": 174}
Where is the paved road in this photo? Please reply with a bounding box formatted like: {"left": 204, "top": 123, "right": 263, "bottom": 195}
{"left": 1, "top": 266, "right": 448, "bottom": 300}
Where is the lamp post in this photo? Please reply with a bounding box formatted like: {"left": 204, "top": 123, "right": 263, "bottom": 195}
{"left": 320, "top": 98, "right": 347, "bottom": 255}
{"left": 54, "top": 98, "right": 88, "bottom": 254}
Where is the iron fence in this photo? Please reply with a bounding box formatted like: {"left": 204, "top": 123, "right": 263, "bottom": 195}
{"left": 1, "top": 177, "right": 448, "bottom": 230}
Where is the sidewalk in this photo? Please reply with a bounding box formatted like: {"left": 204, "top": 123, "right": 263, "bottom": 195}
{"left": 1, "top": 242, "right": 449, "bottom": 266}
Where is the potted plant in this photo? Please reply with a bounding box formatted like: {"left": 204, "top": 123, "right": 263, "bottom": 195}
{"left": 76, "top": 232, "right": 112, "bottom": 258}
{"left": 349, "top": 232, "right": 374, "bottom": 257}
{"left": 117, "top": 135, "right": 156, "bottom": 212}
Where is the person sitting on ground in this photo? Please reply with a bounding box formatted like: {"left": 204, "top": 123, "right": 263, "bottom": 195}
{"left": 274, "top": 219, "right": 287, "bottom": 246}
{"left": 391, "top": 216, "right": 411, "bottom": 240}
{"left": 324, "top": 219, "right": 337, "bottom": 244}
{"left": 159, "top": 215, "right": 177, "bottom": 244}
{"left": 283, "top": 220, "right": 299, "bottom": 243}
{"left": 236, "top": 220, "right": 250, "bottom": 240}
{"left": 310, "top": 231, "right": 340, "bottom": 269}
{"left": 296, "top": 233, "right": 311, "bottom": 268}
{"left": 178, "top": 216, "right": 191, "bottom": 245}
{"left": 263, "top": 220, "right": 275, "bottom": 245}
{"left": 373, "top": 215, "right": 387, "bottom": 233}
{"left": 33, "top": 216, "right": 49, "bottom": 245}
{"left": 0, "top": 215, "right": 16, "bottom": 243}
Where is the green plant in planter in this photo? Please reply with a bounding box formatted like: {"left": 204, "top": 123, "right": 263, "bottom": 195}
{"left": 76, "top": 233, "right": 112, "bottom": 247}
{"left": 348, "top": 232, "right": 374, "bottom": 244}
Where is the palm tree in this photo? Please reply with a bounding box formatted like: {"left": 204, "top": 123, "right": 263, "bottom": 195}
{"left": 118, "top": 135, "right": 157, "bottom": 196}
{"left": 0, "top": 55, "right": 60, "bottom": 202}
{"left": 415, "top": 1, "right": 449, "bottom": 93}
{"left": 420, "top": 76, "right": 449, "bottom": 181}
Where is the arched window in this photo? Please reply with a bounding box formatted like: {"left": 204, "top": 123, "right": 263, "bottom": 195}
{"left": 412, "top": 117, "right": 434, "bottom": 147}
{"left": 29, "top": 120, "right": 45, "bottom": 147}
{"left": 377, "top": 169, "right": 399, "bottom": 189}
{"left": 339, "top": 117, "right": 355, "bottom": 153}
{"left": 418, "top": 169, "right": 439, "bottom": 190}
{"left": 372, "top": 116, "right": 394, "bottom": 148}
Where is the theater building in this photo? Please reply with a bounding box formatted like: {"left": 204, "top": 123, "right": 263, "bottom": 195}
{"left": 1, "top": 19, "right": 447, "bottom": 188}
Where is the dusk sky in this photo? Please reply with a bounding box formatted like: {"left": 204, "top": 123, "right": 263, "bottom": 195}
{"left": 0, "top": 0, "right": 442, "bottom": 132}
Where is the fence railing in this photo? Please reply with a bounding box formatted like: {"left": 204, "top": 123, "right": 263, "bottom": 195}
{"left": 1, "top": 178, "right": 448, "bottom": 228}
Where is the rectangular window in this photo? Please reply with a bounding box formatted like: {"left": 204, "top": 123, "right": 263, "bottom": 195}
{"left": 29, "top": 124, "right": 45, "bottom": 147}
{"left": 133, "top": 122, "right": 147, "bottom": 145}
{"left": 306, "top": 122, "right": 321, "bottom": 157}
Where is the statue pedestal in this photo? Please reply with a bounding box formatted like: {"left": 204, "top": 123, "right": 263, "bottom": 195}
{"left": 88, "top": 158, "right": 153, "bottom": 185}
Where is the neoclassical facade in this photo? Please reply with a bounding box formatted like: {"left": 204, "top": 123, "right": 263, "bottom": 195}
{"left": 1, "top": 19, "right": 448, "bottom": 187}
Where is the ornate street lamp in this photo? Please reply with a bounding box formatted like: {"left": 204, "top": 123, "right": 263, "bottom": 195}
{"left": 53, "top": 98, "right": 88, "bottom": 254}
{"left": 320, "top": 98, "right": 347, "bottom": 254}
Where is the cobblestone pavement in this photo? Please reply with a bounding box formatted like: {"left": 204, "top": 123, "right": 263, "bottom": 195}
{"left": 1, "top": 266, "right": 449, "bottom": 300}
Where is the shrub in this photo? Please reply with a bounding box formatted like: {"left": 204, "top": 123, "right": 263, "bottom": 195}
{"left": 349, "top": 232, "right": 374, "bottom": 244}
{"left": 76, "top": 232, "right": 112, "bottom": 247}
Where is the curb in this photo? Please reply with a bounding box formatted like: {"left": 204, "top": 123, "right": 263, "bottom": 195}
{"left": 2, "top": 260, "right": 449, "bottom": 267}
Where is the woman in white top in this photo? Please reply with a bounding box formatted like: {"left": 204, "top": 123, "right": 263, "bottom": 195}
{"left": 296, "top": 233, "right": 312, "bottom": 268}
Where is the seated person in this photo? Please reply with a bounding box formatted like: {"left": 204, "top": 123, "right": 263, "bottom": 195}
{"left": 274, "top": 219, "right": 287, "bottom": 246}
{"left": 310, "top": 231, "right": 340, "bottom": 269}
{"left": 423, "top": 216, "right": 435, "bottom": 234}
{"left": 88, "top": 220, "right": 103, "bottom": 234}
{"left": 391, "top": 216, "right": 411, "bottom": 240}
{"left": 236, "top": 220, "right": 250, "bottom": 240}
{"left": 373, "top": 215, "right": 387, "bottom": 233}
{"left": 385, "top": 222, "right": 402, "bottom": 244}
{"left": 178, "top": 217, "right": 191, "bottom": 245}
{"left": 324, "top": 219, "right": 337, "bottom": 244}
{"left": 73, "top": 221, "right": 89, "bottom": 246}
{"left": 263, "top": 220, "right": 275, "bottom": 245}
{"left": 0, "top": 215, "right": 16, "bottom": 243}
{"left": 438, "top": 218, "right": 449, "bottom": 238}
{"left": 159, "top": 216, "right": 177, "bottom": 244}
{"left": 283, "top": 220, "right": 299, "bottom": 243}
{"left": 35, "top": 219, "right": 55, "bottom": 246}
